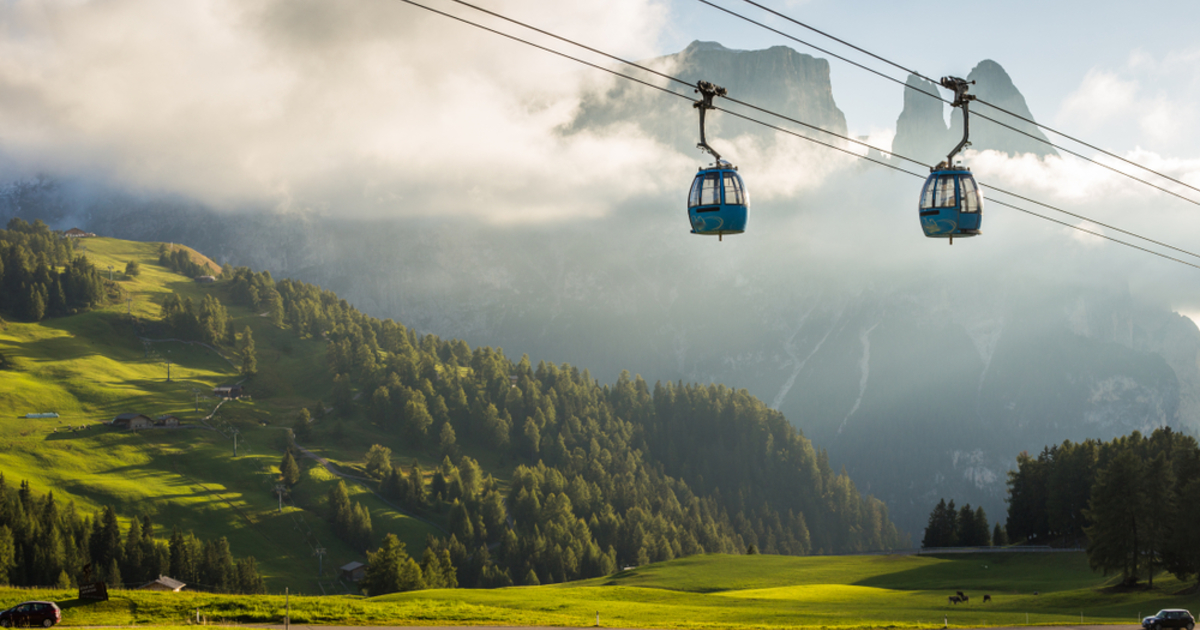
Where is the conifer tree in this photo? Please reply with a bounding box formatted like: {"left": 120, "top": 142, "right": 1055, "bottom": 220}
{"left": 1084, "top": 449, "right": 1147, "bottom": 583}
{"left": 361, "top": 533, "right": 411, "bottom": 595}
{"left": 281, "top": 449, "right": 301, "bottom": 487}
{"left": 239, "top": 326, "right": 257, "bottom": 376}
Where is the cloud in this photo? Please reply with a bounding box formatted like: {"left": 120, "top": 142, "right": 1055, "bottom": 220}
{"left": 0, "top": 0, "right": 677, "bottom": 221}
{"left": 1056, "top": 49, "right": 1200, "bottom": 155}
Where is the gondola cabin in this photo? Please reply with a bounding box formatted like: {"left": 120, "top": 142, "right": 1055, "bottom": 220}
{"left": 688, "top": 165, "right": 748, "bottom": 239}
{"left": 919, "top": 166, "right": 982, "bottom": 241}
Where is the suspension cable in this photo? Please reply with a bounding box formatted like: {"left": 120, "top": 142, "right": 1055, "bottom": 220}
{"left": 721, "top": 0, "right": 1200, "bottom": 201}
{"left": 392, "top": 0, "right": 1200, "bottom": 270}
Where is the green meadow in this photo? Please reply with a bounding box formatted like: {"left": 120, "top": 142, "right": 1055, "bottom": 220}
{"left": 0, "top": 238, "right": 441, "bottom": 594}
{"left": 1, "top": 552, "right": 1195, "bottom": 628}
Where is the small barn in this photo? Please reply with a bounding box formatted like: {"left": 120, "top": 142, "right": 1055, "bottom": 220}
{"left": 154, "top": 414, "right": 181, "bottom": 427}
{"left": 63, "top": 228, "right": 95, "bottom": 238}
{"left": 340, "top": 561, "right": 366, "bottom": 582}
{"left": 194, "top": 275, "right": 216, "bottom": 283}
{"left": 112, "top": 413, "right": 153, "bottom": 429}
{"left": 213, "top": 385, "right": 244, "bottom": 399}
{"left": 139, "top": 575, "right": 186, "bottom": 592}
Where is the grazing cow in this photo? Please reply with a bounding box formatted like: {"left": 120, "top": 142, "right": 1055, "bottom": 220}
{"left": 949, "top": 596, "right": 961, "bottom": 605}
{"left": 956, "top": 591, "right": 965, "bottom": 598}
{"left": 983, "top": 594, "right": 992, "bottom": 603}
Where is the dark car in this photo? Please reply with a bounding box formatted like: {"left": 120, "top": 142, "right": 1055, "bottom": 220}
{"left": 0, "top": 601, "right": 61, "bottom": 628}
{"left": 1143, "top": 609, "right": 1195, "bottom": 630}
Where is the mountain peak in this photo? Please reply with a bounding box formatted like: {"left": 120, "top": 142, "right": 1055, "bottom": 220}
{"left": 893, "top": 60, "right": 1057, "bottom": 161}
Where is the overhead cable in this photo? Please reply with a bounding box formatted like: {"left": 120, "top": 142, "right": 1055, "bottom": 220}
{"left": 393, "top": 0, "right": 1200, "bottom": 270}
{"left": 723, "top": 0, "right": 1200, "bottom": 203}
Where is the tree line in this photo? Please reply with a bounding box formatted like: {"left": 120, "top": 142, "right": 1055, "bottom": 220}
{"left": 921, "top": 499, "right": 1006, "bottom": 548}
{"left": 0, "top": 474, "right": 264, "bottom": 592}
{"left": 1004, "top": 428, "right": 1200, "bottom": 586}
{"left": 157, "top": 244, "right": 212, "bottom": 279}
{"left": 0, "top": 219, "right": 107, "bottom": 322}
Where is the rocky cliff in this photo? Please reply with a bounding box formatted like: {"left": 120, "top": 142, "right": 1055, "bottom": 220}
{"left": 893, "top": 60, "right": 1057, "bottom": 163}
{"left": 571, "top": 40, "right": 847, "bottom": 156}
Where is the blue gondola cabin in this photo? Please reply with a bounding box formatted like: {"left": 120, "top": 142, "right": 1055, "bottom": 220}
{"left": 688, "top": 166, "right": 748, "bottom": 239}
{"left": 919, "top": 167, "right": 982, "bottom": 241}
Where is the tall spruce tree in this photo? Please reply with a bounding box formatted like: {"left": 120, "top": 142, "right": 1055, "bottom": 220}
{"left": 280, "top": 450, "right": 300, "bottom": 487}
{"left": 239, "top": 326, "right": 257, "bottom": 376}
{"left": 1084, "top": 449, "right": 1147, "bottom": 583}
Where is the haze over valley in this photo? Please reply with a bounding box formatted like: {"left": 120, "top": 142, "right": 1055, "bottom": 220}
{"left": 4, "top": 0, "right": 1200, "bottom": 539}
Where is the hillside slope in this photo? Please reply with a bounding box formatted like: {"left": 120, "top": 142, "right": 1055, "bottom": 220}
{"left": 0, "top": 233, "right": 904, "bottom": 593}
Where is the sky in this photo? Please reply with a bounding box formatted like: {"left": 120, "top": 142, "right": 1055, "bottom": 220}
{"left": 3, "top": 0, "right": 1200, "bottom": 311}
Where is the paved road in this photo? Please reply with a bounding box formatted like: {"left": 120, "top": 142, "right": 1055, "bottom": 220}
{"left": 247, "top": 626, "right": 1140, "bottom": 630}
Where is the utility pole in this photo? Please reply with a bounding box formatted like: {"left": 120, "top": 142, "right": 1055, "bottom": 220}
{"left": 232, "top": 428, "right": 239, "bottom": 457}
{"left": 314, "top": 545, "right": 326, "bottom": 578}
{"left": 274, "top": 483, "right": 286, "bottom": 513}
{"left": 127, "top": 297, "right": 132, "bottom": 316}
{"left": 192, "top": 388, "right": 200, "bottom": 412}
{"left": 107, "top": 265, "right": 113, "bottom": 281}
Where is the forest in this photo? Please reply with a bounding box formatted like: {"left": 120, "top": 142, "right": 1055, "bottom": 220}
{"left": 0, "top": 474, "right": 265, "bottom": 593}
{"left": 218, "top": 262, "right": 907, "bottom": 589}
{"left": 0, "top": 219, "right": 107, "bottom": 322}
{"left": 1004, "top": 428, "right": 1200, "bottom": 585}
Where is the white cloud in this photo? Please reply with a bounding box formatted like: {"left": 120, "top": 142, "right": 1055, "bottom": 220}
{"left": 0, "top": 0, "right": 678, "bottom": 222}
{"left": 1056, "top": 49, "right": 1200, "bottom": 155}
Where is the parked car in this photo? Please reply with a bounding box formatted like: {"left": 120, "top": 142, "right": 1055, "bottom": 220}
{"left": 0, "top": 601, "right": 61, "bottom": 628}
{"left": 1143, "top": 609, "right": 1195, "bottom": 630}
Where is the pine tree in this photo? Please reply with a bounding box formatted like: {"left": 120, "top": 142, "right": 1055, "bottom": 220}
{"left": 439, "top": 422, "right": 458, "bottom": 459}
{"left": 235, "top": 556, "right": 266, "bottom": 594}
{"left": 361, "top": 533, "right": 410, "bottom": 595}
{"left": 281, "top": 449, "right": 301, "bottom": 487}
{"left": 992, "top": 523, "right": 1008, "bottom": 547}
{"left": 106, "top": 557, "right": 122, "bottom": 590}
{"left": 1084, "top": 449, "right": 1147, "bottom": 583}
{"left": 239, "top": 325, "right": 257, "bottom": 376}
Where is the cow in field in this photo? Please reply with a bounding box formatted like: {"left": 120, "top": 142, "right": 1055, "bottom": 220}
{"left": 983, "top": 594, "right": 992, "bottom": 603}
{"left": 949, "top": 596, "right": 961, "bottom": 605}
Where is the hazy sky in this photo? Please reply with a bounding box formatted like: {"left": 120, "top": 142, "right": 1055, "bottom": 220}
{"left": 662, "top": 0, "right": 1200, "bottom": 154}
{"left": 3, "top": 0, "right": 1200, "bottom": 314}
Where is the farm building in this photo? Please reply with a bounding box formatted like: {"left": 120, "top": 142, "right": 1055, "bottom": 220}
{"left": 63, "top": 227, "right": 96, "bottom": 238}
{"left": 139, "top": 575, "right": 186, "bottom": 592}
{"left": 213, "top": 385, "right": 244, "bottom": 398}
{"left": 112, "top": 413, "right": 153, "bottom": 429}
{"left": 154, "top": 415, "right": 181, "bottom": 427}
{"left": 340, "top": 561, "right": 366, "bottom": 582}
{"left": 195, "top": 275, "right": 216, "bottom": 283}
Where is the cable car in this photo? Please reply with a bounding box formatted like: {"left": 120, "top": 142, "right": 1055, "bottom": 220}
{"left": 919, "top": 166, "right": 981, "bottom": 242}
{"left": 920, "top": 76, "right": 983, "bottom": 244}
{"left": 688, "top": 80, "right": 747, "bottom": 241}
{"left": 688, "top": 163, "right": 748, "bottom": 239}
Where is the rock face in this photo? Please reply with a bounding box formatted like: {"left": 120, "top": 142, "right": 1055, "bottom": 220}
{"left": 951, "top": 60, "right": 1057, "bottom": 159}
{"left": 891, "top": 75, "right": 951, "bottom": 165}
{"left": 572, "top": 40, "right": 847, "bottom": 156}
{"left": 893, "top": 60, "right": 1057, "bottom": 162}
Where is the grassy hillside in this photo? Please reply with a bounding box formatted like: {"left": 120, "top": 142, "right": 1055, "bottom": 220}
{"left": 0, "top": 237, "right": 441, "bottom": 593}
{"left": 3, "top": 552, "right": 1195, "bottom": 628}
